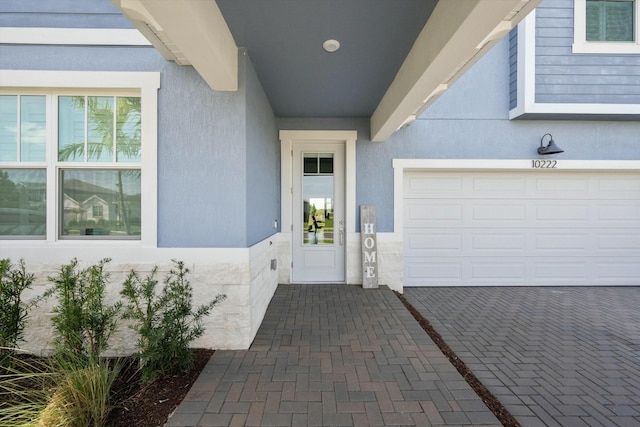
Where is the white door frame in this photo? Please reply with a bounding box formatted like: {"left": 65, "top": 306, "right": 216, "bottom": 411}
{"left": 280, "top": 130, "right": 357, "bottom": 284}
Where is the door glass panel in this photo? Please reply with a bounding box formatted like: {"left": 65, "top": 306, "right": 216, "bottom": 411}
{"left": 303, "top": 153, "right": 334, "bottom": 245}
{"left": 304, "top": 154, "right": 318, "bottom": 174}
{"left": 319, "top": 157, "right": 333, "bottom": 174}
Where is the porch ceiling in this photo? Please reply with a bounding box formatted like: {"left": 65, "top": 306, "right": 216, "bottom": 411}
{"left": 112, "top": 0, "right": 540, "bottom": 141}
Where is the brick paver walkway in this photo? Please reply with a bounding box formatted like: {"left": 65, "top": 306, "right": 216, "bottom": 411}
{"left": 167, "top": 284, "right": 500, "bottom": 426}
{"left": 405, "top": 287, "right": 640, "bottom": 427}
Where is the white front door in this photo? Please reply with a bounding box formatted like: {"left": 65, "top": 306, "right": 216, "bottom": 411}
{"left": 292, "top": 143, "right": 345, "bottom": 283}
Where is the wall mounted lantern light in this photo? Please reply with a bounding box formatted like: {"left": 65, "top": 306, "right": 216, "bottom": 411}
{"left": 538, "top": 133, "right": 564, "bottom": 155}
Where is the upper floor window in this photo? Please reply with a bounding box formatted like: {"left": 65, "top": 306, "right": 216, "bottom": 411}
{"left": 574, "top": 0, "right": 640, "bottom": 53}
{"left": 587, "top": 0, "right": 634, "bottom": 41}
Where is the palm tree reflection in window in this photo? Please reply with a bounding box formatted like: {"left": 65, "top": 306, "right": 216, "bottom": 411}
{"left": 58, "top": 96, "right": 141, "bottom": 237}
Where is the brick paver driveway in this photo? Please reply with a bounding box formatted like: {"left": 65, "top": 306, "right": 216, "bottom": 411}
{"left": 405, "top": 287, "right": 640, "bottom": 427}
{"left": 168, "top": 285, "right": 501, "bottom": 426}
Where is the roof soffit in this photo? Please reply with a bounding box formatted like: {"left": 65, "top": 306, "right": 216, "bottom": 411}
{"left": 113, "top": 0, "right": 542, "bottom": 141}
{"left": 111, "top": 0, "right": 238, "bottom": 91}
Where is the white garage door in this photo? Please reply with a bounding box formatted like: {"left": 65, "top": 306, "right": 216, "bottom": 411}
{"left": 403, "top": 170, "right": 640, "bottom": 286}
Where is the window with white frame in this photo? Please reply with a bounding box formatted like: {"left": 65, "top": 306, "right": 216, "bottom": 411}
{"left": 0, "top": 70, "right": 158, "bottom": 243}
{"left": 574, "top": 0, "right": 640, "bottom": 53}
{"left": 1, "top": 92, "right": 141, "bottom": 239}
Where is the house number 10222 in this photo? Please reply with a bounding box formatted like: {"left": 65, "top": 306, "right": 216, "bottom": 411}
{"left": 532, "top": 160, "right": 557, "bottom": 169}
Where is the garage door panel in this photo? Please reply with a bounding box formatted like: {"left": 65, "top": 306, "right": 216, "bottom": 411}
{"left": 472, "top": 177, "right": 526, "bottom": 193}
{"left": 534, "top": 204, "right": 589, "bottom": 223}
{"left": 404, "top": 175, "right": 463, "bottom": 197}
{"left": 406, "top": 227, "right": 640, "bottom": 255}
{"left": 406, "top": 231, "right": 463, "bottom": 253}
{"left": 472, "top": 203, "right": 526, "bottom": 224}
{"left": 404, "top": 170, "right": 640, "bottom": 286}
{"left": 597, "top": 204, "right": 640, "bottom": 224}
{"left": 471, "top": 233, "right": 526, "bottom": 251}
{"left": 407, "top": 229, "right": 607, "bottom": 255}
{"left": 533, "top": 262, "right": 589, "bottom": 279}
{"left": 471, "top": 263, "right": 525, "bottom": 279}
{"left": 596, "top": 262, "right": 640, "bottom": 279}
{"left": 598, "top": 176, "right": 640, "bottom": 193}
{"left": 405, "top": 200, "right": 463, "bottom": 225}
{"left": 535, "top": 233, "right": 589, "bottom": 251}
{"left": 405, "top": 257, "right": 640, "bottom": 286}
{"left": 597, "top": 232, "right": 640, "bottom": 251}
{"left": 535, "top": 177, "right": 589, "bottom": 194}
{"left": 406, "top": 229, "right": 528, "bottom": 255}
{"left": 406, "top": 261, "right": 462, "bottom": 281}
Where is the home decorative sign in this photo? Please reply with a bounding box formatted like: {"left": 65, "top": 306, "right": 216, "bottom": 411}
{"left": 360, "top": 205, "right": 379, "bottom": 289}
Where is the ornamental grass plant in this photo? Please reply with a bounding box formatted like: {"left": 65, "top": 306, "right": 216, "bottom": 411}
{"left": 0, "top": 352, "right": 121, "bottom": 427}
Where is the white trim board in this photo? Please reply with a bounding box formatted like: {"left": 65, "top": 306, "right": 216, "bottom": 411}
{"left": 0, "top": 70, "right": 159, "bottom": 89}
{"left": 509, "top": 11, "right": 640, "bottom": 119}
{"left": 0, "top": 27, "right": 151, "bottom": 46}
{"left": 392, "top": 158, "right": 640, "bottom": 233}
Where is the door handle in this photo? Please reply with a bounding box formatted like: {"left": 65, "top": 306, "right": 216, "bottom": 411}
{"left": 339, "top": 227, "right": 344, "bottom": 246}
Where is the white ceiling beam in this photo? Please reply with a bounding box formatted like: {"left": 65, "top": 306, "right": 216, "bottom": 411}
{"left": 112, "top": 0, "right": 238, "bottom": 91}
{"left": 370, "top": 0, "right": 541, "bottom": 142}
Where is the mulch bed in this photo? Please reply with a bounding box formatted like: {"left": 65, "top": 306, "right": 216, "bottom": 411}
{"left": 395, "top": 291, "right": 520, "bottom": 427}
{"left": 107, "top": 348, "right": 214, "bottom": 427}
{"left": 1, "top": 349, "right": 214, "bottom": 427}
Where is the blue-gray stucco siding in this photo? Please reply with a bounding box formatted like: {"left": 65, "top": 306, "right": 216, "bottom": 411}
{"left": 0, "top": 42, "right": 280, "bottom": 248}
{"left": 245, "top": 50, "right": 280, "bottom": 246}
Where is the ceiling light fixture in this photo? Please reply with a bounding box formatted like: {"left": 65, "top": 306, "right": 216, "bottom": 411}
{"left": 323, "top": 39, "right": 340, "bottom": 53}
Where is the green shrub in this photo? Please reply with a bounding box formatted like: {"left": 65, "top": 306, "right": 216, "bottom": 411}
{"left": 45, "top": 259, "right": 121, "bottom": 361}
{"left": 121, "top": 260, "right": 226, "bottom": 381}
{"left": 0, "top": 259, "right": 40, "bottom": 358}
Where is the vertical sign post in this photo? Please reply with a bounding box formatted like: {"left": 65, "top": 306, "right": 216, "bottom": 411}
{"left": 360, "top": 205, "right": 378, "bottom": 289}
